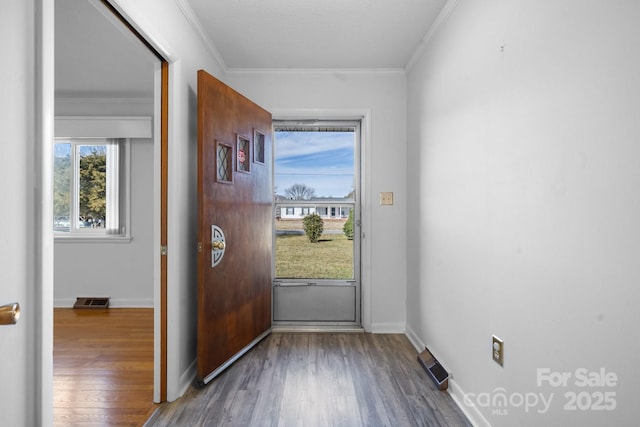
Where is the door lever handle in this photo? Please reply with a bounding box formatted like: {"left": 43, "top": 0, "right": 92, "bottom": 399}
{"left": 0, "top": 302, "right": 20, "bottom": 325}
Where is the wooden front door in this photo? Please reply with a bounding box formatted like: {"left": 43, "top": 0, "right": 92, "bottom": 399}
{"left": 196, "top": 70, "right": 272, "bottom": 384}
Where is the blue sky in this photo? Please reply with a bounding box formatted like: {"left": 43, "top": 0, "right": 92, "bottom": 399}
{"left": 275, "top": 131, "right": 354, "bottom": 198}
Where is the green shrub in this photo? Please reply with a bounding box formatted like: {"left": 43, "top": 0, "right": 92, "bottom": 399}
{"left": 343, "top": 210, "right": 354, "bottom": 240}
{"left": 302, "top": 213, "right": 324, "bottom": 243}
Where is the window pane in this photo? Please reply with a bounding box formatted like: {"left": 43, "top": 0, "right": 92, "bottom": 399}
{"left": 275, "top": 213, "right": 354, "bottom": 279}
{"left": 275, "top": 130, "right": 354, "bottom": 199}
{"left": 53, "top": 143, "right": 71, "bottom": 232}
{"left": 274, "top": 129, "right": 355, "bottom": 279}
{"left": 78, "top": 145, "right": 107, "bottom": 228}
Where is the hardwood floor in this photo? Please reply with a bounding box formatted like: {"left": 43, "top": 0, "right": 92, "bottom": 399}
{"left": 54, "top": 311, "right": 470, "bottom": 426}
{"left": 53, "top": 308, "right": 157, "bottom": 426}
{"left": 146, "top": 333, "right": 471, "bottom": 427}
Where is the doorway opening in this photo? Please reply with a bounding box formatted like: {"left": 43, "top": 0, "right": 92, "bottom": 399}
{"left": 53, "top": 0, "right": 168, "bottom": 423}
{"left": 273, "top": 121, "right": 361, "bottom": 326}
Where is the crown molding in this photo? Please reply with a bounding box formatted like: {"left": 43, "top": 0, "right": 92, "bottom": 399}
{"left": 173, "top": 0, "right": 228, "bottom": 73}
{"left": 405, "top": 0, "right": 460, "bottom": 72}
{"left": 226, "top": 67, "right": 406, "bottom": 77}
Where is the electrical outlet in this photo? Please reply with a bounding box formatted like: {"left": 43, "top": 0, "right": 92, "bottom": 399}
{"left": 492, "top": 335, "right": 504, "bottom": 367}
{"left": 380, "top": 192, "right": 394, "bottom": 205}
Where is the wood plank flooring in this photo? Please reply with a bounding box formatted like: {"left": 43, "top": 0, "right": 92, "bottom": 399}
{"left": 53, "top": 308, "right": 157, "bottom": 426}
{"left": 146, "top": 333, "right": 471, "bottom": 427}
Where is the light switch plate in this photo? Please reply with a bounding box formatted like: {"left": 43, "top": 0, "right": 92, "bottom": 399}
{"left": 380, "top": 192, "right": 393, "bottom": 205}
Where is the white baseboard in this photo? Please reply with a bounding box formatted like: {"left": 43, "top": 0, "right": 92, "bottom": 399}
{"left": 405, "top": 324, "right": 425, "bottom": 351}
{"left": 178, "top": 358, "right": 197, "bottom": 401}
{"left": 447, "top": 378, "right": 492, "bottom": 427}
{"left": 370, "top": 321, "right": 406, "bottom": 333}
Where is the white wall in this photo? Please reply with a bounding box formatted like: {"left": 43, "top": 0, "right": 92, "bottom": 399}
{"left": 54, "top": 137, "right": 155, "bottom": 307}
{"left": 227, "top": 70, "right": 408, "bottom": 332}
{"left": 54, "top": 99, "right": 155, "bottom": 308}
{"left": 406, "top": 1, "right": 640, "bottom": 426}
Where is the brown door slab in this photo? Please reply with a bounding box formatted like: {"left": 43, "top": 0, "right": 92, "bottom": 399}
{"left": 196, "top": 70, "right": 272, "bottom": 383}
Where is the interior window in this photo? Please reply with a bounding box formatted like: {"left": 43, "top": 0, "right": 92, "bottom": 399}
{"left": 53, "top": 138, "right": 125, "bottom": 236}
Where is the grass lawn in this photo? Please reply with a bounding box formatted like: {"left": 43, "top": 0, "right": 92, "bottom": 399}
{"left": 275, "top": 233, "right": 353, "bottom": 279}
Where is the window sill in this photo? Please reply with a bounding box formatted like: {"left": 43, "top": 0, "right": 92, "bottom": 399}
{"left": 54, "top": 235, "right": 132, "bottom": 244}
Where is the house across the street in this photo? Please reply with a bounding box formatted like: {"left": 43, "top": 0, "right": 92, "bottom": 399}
{"left": 275, "top": 197, "right": 354, "bottom": 220}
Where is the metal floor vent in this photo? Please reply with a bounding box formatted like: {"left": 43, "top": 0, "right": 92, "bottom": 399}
{"left": 73, "top": 297, "right": 110, "bottom": 309}
{"left": 417, "top": 347, "right": 449, "bottom": 391}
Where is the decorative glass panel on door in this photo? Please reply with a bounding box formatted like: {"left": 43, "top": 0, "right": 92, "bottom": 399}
{"left": 237, "top": 136, "right": 250, "bottom": 174}
{"left": 254, "top": 130, "right": 265, "bottom": 164}
{"left": 216, "top": 141, "right": 232, "bottom": 183}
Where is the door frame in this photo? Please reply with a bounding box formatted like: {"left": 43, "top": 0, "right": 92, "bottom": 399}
{"left": 271, "top": 109, "right": 373, "bottom": 332}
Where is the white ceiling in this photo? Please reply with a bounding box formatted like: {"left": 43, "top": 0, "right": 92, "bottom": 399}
{"left": 55, "top": 0, "right": 447, "bottom": 99}
{"left": 185, "top": 0, "right": 447, "bottom": 70}
{"left": 55, "top": 0, "right": 156, "bottom": 99}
